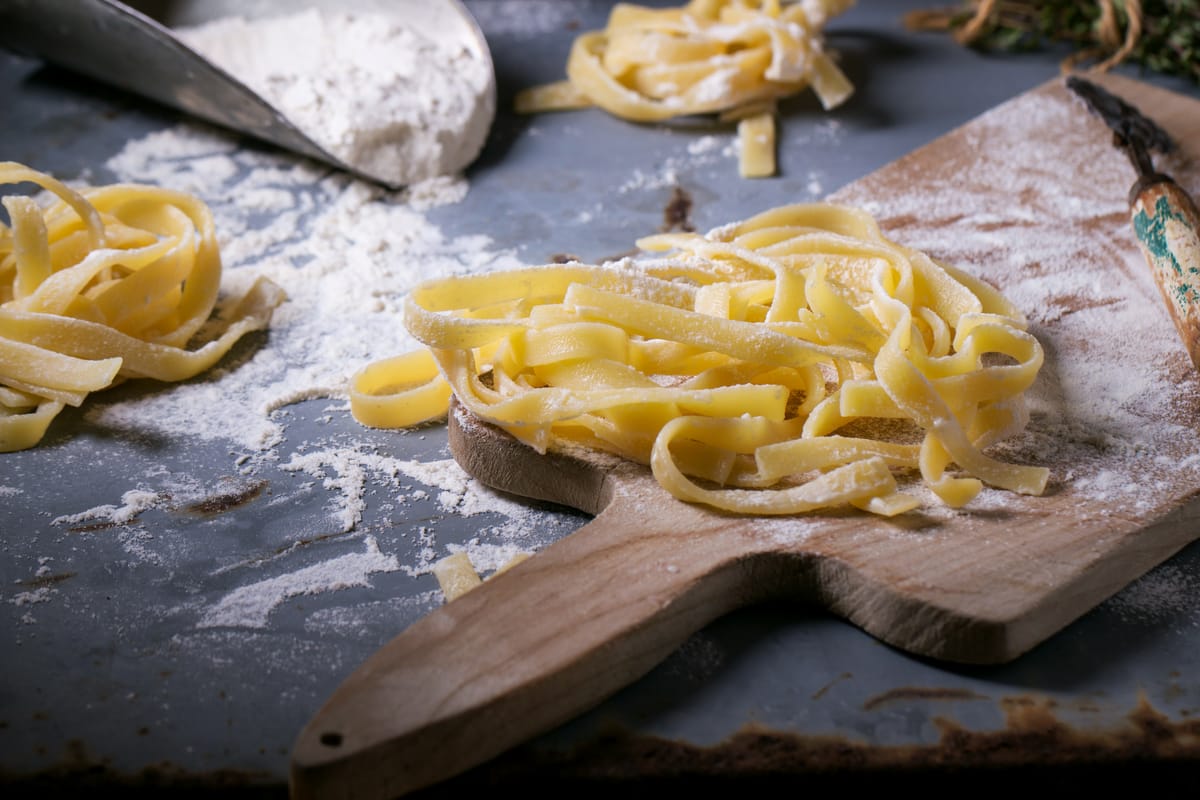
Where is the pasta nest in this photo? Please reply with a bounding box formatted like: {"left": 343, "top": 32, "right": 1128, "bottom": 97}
{"left": 518, "top": 0, "right": 855, "bottom": 120}
{"left": 515, "top": 0, "right": 857, "bottom": 177}
{"left": 0, "top": 162, "right": 284, "bottom": 452}
{"left": 352, "top": 203, "right": 1048, "bottom": 517}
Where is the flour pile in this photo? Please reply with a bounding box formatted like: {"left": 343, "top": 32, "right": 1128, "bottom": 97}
{"left": 177, "top": 8, "right": 494, "bottom": 185}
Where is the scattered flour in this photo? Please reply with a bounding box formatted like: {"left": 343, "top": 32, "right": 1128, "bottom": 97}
{"left": 117, "top": 528, "right": 165, "bottom": 568}
{"left": 687, "top": 135, "right": 723, "bottom": 155}
{"left": 11, "top": 587, "right": 53, "bottom": 606}
{"left": 617, "top": 129, "right": 741, "bottom": 194}
{"left": 176, "top": 8, "right": 493, "bottom": 185}
{"left": 280, "top": 449, "right": 388, "bottom": 535}
{"left": 620, "top": 165, "right": 682, "bottom": 194}
{"left": 1103, "top": 563, "right": 1200, "bottom": 625}
{"left": 302, "top": 593, "right": 443, "bottom": 639}
{"left": 793, "top": 118, "right": 844, "bottom": 147}
{"left": 466, "top": 0, "right": 583, "bottom": 36}
{"left": 278, "top": 449, "right": 544, "bottom": 536}
{"left": 444, "top": 540, "right": 532, "bottom": 575}
{"left": 198, "top": 536, "right": 399, "bottom": 629}
{"left": 52, "top": 489, "right": 163, "bottom": 528}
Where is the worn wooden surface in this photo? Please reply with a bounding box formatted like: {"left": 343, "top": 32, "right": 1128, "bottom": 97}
{"left": 291, "top": 74, "right": 1200, "bottom": 799}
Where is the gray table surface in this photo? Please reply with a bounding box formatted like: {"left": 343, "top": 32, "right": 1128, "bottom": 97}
{"left": 2, "top": 0, "right": 1199, "bottom": 793}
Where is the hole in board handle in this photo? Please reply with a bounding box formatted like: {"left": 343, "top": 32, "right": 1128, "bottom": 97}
{"left": 319, "top": 731, "right": 343, "bottom": 748}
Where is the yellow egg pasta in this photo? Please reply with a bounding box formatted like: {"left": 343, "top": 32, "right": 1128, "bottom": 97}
{"left": 431, "top": 550, "right": 535, "bottom": 602}
{"left": 514, "top": 0, "right": 856, "bottom": 178}
{"left": 352, "top": 202, "right": 1048, "bottom": 517}
{"left": 431, "top": 552, "right": 483, "bottom": 602}
{"left": 0, "top": 162, "right": 285, "bottom": 452}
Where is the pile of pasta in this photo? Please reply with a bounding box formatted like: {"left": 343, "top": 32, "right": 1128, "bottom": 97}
{"left": 0, "top": 162, "right": 284, "bottom": 452}
{"left": 351, "top": 203, "right": 1048, "bottom": 517}
{"left": 515, "top": 0, "right": 856, "bottom": 178}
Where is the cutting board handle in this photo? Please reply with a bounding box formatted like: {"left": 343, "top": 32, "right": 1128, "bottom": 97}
{"left": 289, "top": 412, "right": 775, "bottom": 799}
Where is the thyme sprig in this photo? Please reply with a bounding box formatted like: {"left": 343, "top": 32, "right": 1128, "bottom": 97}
{"left": 907, "top": 1, "right": 1199, "bottom": 83}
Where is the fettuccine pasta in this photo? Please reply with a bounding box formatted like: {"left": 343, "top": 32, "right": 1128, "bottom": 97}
{"left": 1, "top": 162, "right": 285, "bottom": 452}
{"left": 352, "top": 203, "right": 1048, "bottom": 517}
{"left": 515, "top": 0, "right": 856, "bottom": 177}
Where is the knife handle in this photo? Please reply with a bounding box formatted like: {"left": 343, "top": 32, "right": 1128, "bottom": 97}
{"left": 1130, "top": 174, "right": 1200, "bottom": 371}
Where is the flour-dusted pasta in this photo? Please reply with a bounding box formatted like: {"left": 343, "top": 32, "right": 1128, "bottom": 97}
{"left": 514, "top": 0, "right": 855, "bottom": 178}
{"left": 0, "top": 162, "right": 285, "bottom": 452}
{"left": 352, "top": 203, "right": 1048, "bottom": 516}
{"left": 431, "top": 552, "right": 483, "bottom": 601}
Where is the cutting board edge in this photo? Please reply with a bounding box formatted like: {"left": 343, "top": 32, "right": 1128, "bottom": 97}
{"left": 450, "top": 405, "right": 1200, "bottom": 664}
{"left": 847, "top": 493, "right": 1200, "bottom": 663}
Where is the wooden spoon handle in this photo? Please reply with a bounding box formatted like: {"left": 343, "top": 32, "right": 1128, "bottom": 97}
{"left": 1130, "top": 174, "right": 1200, "bottom": 371}
{"left": 289, "top": 494, "right": 759, "bottom": 798}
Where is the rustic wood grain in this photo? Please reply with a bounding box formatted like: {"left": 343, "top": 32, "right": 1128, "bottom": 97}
{"left": 291, "top": 74, "right": 1200, "bottom": 799}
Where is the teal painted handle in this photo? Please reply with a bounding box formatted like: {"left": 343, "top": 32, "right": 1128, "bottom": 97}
{"left": 1131, "top": 175, "right": 1200, "bottom": 371}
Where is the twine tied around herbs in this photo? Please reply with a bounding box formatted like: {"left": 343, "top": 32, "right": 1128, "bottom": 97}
{"left": 906, "top": 0, "right": 1188, "bottom": 79}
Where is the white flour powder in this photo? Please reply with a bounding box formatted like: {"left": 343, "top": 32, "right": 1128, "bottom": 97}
{"left": 52, "top": 489, "right": 162, "bottom": 527}
{"left": 466, "top": 0, "right": 581, "bottom": 36}
{"left": 1102, "top": 563, "right": 1200, "bottom": 625}
{"left": 176, "top": 8, "right": 494, "bottom": 185}
{"left": 197, "top": 536, "right": 399, "bottom": 629}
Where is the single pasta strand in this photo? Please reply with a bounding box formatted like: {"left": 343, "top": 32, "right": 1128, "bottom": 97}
{"left": 737, "top": 112, "right": 777, "bottom": 179}
{"left": 352, "top": 202, "right": 1048, "bottom": 517}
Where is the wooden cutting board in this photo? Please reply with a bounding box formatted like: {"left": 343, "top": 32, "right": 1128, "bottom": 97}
{"left": 291, "top": 74, "right": 1200, "bottom": 799}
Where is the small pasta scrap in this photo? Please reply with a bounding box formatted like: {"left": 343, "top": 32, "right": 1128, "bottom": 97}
{"left": 515, "top": 0, "right": 856, "bottom": 178}
{"left": 431, "top": 552, "right": 483, "bottom": 602}
{"left": 432, "top": 551, "right": 534, "bottom": 602}
{"left": 0, "top": 162, "right": 285, "bottom": 452}
{"left": 352, "top": 202, "right": 1049, "bottom": 517}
